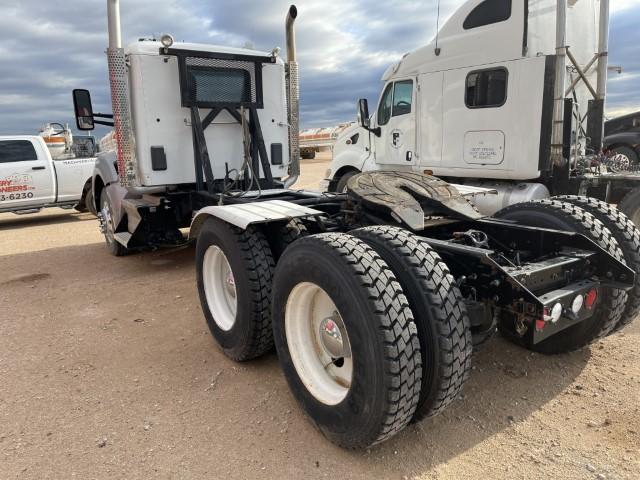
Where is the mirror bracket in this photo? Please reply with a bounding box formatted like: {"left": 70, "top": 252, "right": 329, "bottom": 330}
{"left": 367, "top": 126, "right": 381, "bottom": 137}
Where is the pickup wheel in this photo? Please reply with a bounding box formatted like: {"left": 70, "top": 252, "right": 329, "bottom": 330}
{"left": 493, "top": 199, "right": 627, "bottom": 354}
{"left": 351, "top": 226, "right": 472, "bottom": 421}
{"left": 272, "top": 233, "right": 421, "bottom": 448}
{"left": 196, "top": 217, "right": 275, "bottom": 361}
{"left": 84, "top": 187, "right": 97, "bottom": 216}
{"left": 100, "top": 190, "right": 128, "bottom": 257}
{"left": 554, "top": 196, "right": 640, "bottom": 333}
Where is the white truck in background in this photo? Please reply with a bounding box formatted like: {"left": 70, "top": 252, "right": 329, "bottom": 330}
{"left": 323, "top": 0, "right": 640, "bottom": 224}
{"left": 0, "top": 134, "right": 95, "bottom": 215}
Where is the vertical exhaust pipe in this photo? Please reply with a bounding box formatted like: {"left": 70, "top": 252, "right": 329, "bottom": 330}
{"left": 107, "top": 0, "right": 122, "bottom": 48}
{"left": 596, "top": 0, "right": 609, "bottom": 100}
{"left": 284, "top": 5, "right": 300, "bottom": 188}
{"left": 550, "top": 0, "right": 567, "bottom": 169}
{"left": 592, "top": 0, "right": 610, "bottom": 153}
{"left": 106, "top": 0, "right": 136, "bottom": 187}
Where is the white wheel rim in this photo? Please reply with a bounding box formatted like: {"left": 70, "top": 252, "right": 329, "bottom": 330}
{"left": 203, "top": 246, "right": 237, "bottom": 331}
{"left": 285, "top": 282, "right": 353, "bottom": 405}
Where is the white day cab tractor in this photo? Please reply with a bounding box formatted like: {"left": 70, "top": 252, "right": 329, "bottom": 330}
{"left": 72, "top": 0, "right": 637, "bottom": 448}
{"left": 325, "top": 0, "right": 640, "bottom": 227}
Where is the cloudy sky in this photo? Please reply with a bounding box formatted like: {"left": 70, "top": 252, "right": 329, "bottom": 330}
{"left": 0, "top": 0, "right": 638, "bottom": 136}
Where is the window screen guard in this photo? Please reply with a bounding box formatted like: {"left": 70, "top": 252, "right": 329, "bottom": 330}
{"left": 169, "top": 48, "right": 275, "bottom": 109}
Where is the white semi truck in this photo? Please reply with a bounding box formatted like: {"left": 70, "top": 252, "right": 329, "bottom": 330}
{"left": 324, "top": 0, "right": 640, "bottom": 225}
{"left": 73, "top": 0, "right": 638, "bottom": 448}
{"left": 0, "top": 134, "right": 95, "bottom": 215}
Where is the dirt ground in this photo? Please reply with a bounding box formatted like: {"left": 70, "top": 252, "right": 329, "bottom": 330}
{"left": 1, "top": 153, "right": 639, "bottom": 479}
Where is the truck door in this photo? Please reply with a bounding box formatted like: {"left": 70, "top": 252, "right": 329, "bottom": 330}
{"left": 0, "top": 138, "right": 55, "bottom": 210}
{"left": 373, "top": 79, "right": 417, "bottom": 166}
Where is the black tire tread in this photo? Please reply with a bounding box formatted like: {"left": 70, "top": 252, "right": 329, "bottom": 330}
{"left": 225, "top": 224, "right": 275, "bottom": 360}
{"left": 554, "top": 195, "right": 640, "bottom": 332}
{"left": 288, "top": 233, "right": 422, "bottom": 446}
{"left": 351, "top": 226, "right": 472, "bottom": 420}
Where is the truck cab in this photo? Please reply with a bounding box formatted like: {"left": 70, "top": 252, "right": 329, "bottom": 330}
{"left": 0, "top": 135, "right": 95, "bottom": 213}
{"left": 326, "top": 0, "right": 625, "bottom": 215}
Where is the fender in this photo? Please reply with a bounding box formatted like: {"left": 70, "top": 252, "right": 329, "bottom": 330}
{"left": 327, "top": 125, "right": 372, "bottom": 182}
{"left": 92, "top": 150, "right": 127, "bottom": 225}
{"left": 189, "top": 200, "right": 323, "bottom": 239}
{"left": 603, "top": 131, "right": 640, "bottom": 154}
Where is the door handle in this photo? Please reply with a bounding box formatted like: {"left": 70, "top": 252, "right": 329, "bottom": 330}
{"left": 32, "top": 166, "right": 46, "bottom": 170}
{"left": 406, "top": 151, "right": 413, "bottom": 162}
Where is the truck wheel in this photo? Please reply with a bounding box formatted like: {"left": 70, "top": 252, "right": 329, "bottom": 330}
{"left": 99, "top": 190, "right": 128, "bottom": 257}
{"left": 301, "top": 150, "right": 316, "bottom": 160}
{"left": 612, "top": 145, "right": 639, "bottom": 166}
{"left": 554, "top": 196, "right": 640, "bottom": 332}
{"left": 618, "top": 187, "right": 640, "bottom": 227}
{"left": 272, "top": 233, "right": 421, "bottom": 448}
{"left": 263, "top": 219, "right": 308, "bottom": 260}
{"left": 196, "top": 217, "right": 275, "bottom": 361}
{"left": 493, "top": 199, "right": 627, "bottom": 354}
{"left": 351, "top": 226, "right": 472, "bottom": 421}
{"left": 335, "top": 170, "right": 358, "bottom": 193}
{"left": 83, "top": 187, "right": 97, "bottom": 216}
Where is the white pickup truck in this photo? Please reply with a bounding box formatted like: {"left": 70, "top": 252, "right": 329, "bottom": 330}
{"left": 0, "top": 135, "right": 95, "bottom": 214}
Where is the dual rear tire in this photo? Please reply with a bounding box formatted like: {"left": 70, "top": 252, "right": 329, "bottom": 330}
{"left": 196, "top": 221, "right": 472, "bottom": 447}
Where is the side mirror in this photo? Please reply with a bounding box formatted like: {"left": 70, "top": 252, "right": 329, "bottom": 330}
{"left": 357, "top": 98, "right": 370, "bottom": 128}
{"left": 72, "top": 89, "right": 95, "bottom": 131}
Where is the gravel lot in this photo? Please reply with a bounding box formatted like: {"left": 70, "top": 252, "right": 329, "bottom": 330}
{"left": 1, "top": 154, "right": 639, "bottom": 479}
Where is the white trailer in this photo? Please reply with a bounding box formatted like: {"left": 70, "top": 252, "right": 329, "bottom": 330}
{"left": 72, "top": 0, "right": 637, "bottom": 448}
{"left": 324, "top": 0, "right": 640, "bottom": 224}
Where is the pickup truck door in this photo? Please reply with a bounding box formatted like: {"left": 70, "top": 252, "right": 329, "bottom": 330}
{"left": 0, "top": 138, "right": 55, "bottom": 210}
{"left": 372, "top": 79, "right": 417, "bottom": 167}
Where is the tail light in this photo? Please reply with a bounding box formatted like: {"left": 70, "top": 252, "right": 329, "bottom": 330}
{"left": 585, "top": 288, "right": 598, "bottom": 309}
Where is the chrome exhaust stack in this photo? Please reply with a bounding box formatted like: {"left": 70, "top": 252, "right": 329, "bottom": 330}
{"left": 284, "top": 5, "right": 299, "bottom": 188}
{"left": 550, "top": 0, "right": 567, "bottom": 169}
{"left": 107, "top": 0, "right": 137, "bottom": 187}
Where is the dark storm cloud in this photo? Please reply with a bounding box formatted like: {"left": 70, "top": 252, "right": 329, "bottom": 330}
{"left": 0, "top": 0, "right": 637, "bottom": 136}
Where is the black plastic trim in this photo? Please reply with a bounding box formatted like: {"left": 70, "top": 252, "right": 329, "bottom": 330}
{"left": 538, "top": 55, "right": 556, "bottom": 175}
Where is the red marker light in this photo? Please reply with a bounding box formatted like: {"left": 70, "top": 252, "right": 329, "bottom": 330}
{"left": 535, "top": 319, "right": 546, "bottom": 331}
{"left": 585, "top": 288, "right": 598, "bottom": 309}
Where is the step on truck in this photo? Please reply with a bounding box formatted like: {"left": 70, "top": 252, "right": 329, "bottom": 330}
{"left": 324, "top": 0, "right": 640, "bottom": 227}
{"left": 74, "top": 0, "right": 638, "bottom": 448}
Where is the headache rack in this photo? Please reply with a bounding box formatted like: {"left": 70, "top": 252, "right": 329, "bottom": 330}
{"left": 166, "top": 48, "right": 280, "bottom": 194}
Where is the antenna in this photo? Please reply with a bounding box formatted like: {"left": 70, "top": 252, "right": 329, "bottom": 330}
{"left": 434, "top": 0, "right": 441, "bottom": 56}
